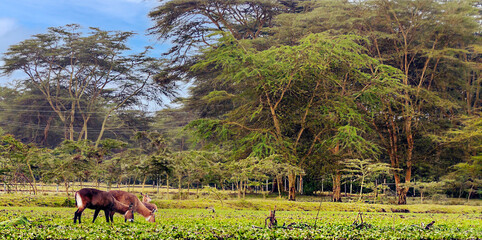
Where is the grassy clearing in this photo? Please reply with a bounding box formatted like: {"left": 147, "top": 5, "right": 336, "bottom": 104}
{"left": 1, "top": 192, "right": 480, "bottom": 214}
{"left": 0, "top": 192, "right": 480, "bottom": 239}
{"left": 155, "top": 199, "right": 482, "bottom": 214}
{"left": 0, "top": 206, "right": 480, "bottom": 239}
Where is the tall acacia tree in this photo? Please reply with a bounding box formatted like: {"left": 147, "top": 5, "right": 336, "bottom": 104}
{"left": 148, "top": 0, "right": 480, "bottom": 203}
{"left": 1, "top": 24, "right": 175, "bottom": 146}
{"left": 356, "top": 0, "right": 480, "bottom": 204}
{"left": 148, "top": 0, "right": 304, "bottom": 61}
{"left": 265, "top": 0, "right": 480, "bottom": 204}
{"left": 191, "top": 33, "right": 402, "bottom": 200}
{"left": 0, "top": 134, "right": 43, "bottom": 195}
{"left": 148, "top": 0, "right": 306, "bottom": 119}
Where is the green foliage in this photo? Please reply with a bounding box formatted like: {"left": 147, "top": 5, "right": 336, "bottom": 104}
{"left": 331, "top": 126, "right": 379, "bottom": 158}
{"left": 190, "top": 31, "right": 405, "bottom": 201}
{"left": 414, "top": 182, "right": 445, "bottom": 203}
{"left": 442, "top": 114, "right": 482, "bottom": 151}
{"left": 443, "top": 157, "right": 481, "bottom": 200}
{"left": 185, "top": 119, "right": 233, "bottom": 145}
{"left": 0, "top": 134, "right": 43, "bottom": 194}
{"left": 343, "top": 158, "right": 391, "bottom": 201}
{"left": 201, "top": 91, "right": 236, "bottom": 103}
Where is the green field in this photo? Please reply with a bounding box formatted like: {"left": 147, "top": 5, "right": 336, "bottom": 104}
{"left": 1, "top": 198, "right": 481, "bottom": 239}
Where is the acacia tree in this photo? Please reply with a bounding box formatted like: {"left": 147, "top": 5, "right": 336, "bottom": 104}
{"left": 440, "top": 113, "right": 482, "bottom": 200}
{"left": 0, "top": 134, "right": 43, "bottom": 195}
{"left": 356, "top": 0, "right": 480, "bottom": 204}
{"left": 414, "top": 181, "right": 444, "bottom": 203}
{"left": 261, "top": 0, "right": 480, "bottom": 204}
{"left": 148, "top": 0, "right": 298, "bottom": 61}
{"left": 131, "top": 131, "right": 171, "bottom": 191}
{"left": 190, "top": 32, "right": 402, "bottom": 201}
{"left": 147, "top": 0, "right": 305, "bottom": 122}
{"left": 343, "top": 158, "right": 391, "bottom": 201}
{"left": 1, "top": 24, "right": 174, "bottom": 145}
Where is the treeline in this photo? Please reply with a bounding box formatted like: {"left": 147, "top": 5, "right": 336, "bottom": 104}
{"left": 0, "top": 0, "right": 481, "bottom": 204}
{"left": 0, "top": 132, "right": 301, "bottom": 199}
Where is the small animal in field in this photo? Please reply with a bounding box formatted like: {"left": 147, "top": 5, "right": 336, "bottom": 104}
{"left": 141, "top": 193, "right": 158, "bottom": 213}
{"left": 74, "top": 188, "right": 134, "bottom": 224}
{"left": 109, "top": 190, "right": 156, "bottom": 222}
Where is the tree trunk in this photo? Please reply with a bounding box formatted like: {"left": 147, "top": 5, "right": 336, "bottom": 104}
{"left": 157, "top": 177, "right": 160, "bottom": 194}
{"left": 298, "top": 175, "right": 303, "bottom": 194}
{"left": 14, "top": 173, "right": 18, "bottom": 193}
{"left": 142, "top": 175, "right": 147, "bottom": 192}
{"left": 166, "top": 178, "right": 170, "bottom": 199}
{"left": 321, "top": 178, "right": 324, "bottom": 193}
{"left": 41, "top": 116, "right": 54, "bottom": 145}
{"left": 77, "top": 115, "right": 91, "bottom": 141}
{"left": 383, "top": 179, "right": 386, "bottom": 195}
{"left": 237, "top": 181, "right": 241, "bottom": 199}
{"left": 467, "top": 184, "right": 474, "bottom": 202}
{"left": 26, "top": 158, "right": 37, "bottom": 195}
{"left": 358, "top": 176, "right": 365, "bottom": 202}
{"left": 276, "top": 176, "right": 282, "bottom": 198}
{"left": 187, "top": 180, "right": 191, "bottom": 194}
{"left": 288, "top": 173, "right": 296, "bottom": 201}
{"left": 178, "top": 175, "right": 182, "bottom": 195}
{"left": 64, "top": 180, "right": 70, "bottom": 198}
{"left": 375, "top": 179, "right": 378, "bottom": 199}
{"left": 397, "top": 186, "right": 408, "bottom": 205}
{"left": 350, "top": 179, "right": 353, "bottom": 196}
{"left": 242, "top": 180, "right": 246, "bottom": 199}
{"left": 332, "top": 171, "right": 342, "bottom": 202}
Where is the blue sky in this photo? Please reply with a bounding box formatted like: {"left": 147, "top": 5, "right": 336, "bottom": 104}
{"left": 0, "top": 0, "right": 169, "bottom": 53}
{"left": 0, "top": 0, "right": 170, "bottom": 80}
{"left": 0, "top": 0, "right": 186, "bottom": 108}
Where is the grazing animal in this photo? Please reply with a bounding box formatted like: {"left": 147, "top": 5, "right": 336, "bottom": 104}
{"left": 141, "top": 193, "right": 152, "bottom": 203}
{"left": 74, "top": 188, "right": 134, "bottom": 224}
{"left": 109, "top": 190, "right": 156, "bottom": 222}
{"left": 141, "top": 193, "right": 158, "bottom": 213}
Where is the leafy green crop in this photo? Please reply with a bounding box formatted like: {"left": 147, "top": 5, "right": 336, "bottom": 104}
{"left": 0, "top": 207, "right": 480, "bottom": 239}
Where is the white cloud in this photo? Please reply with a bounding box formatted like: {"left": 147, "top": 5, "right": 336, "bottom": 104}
{"left": 0, "top": 18, "right": 33, "bottom": 54}
{"left": 0, "top": 18, "right": 17, "bottom": 37}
